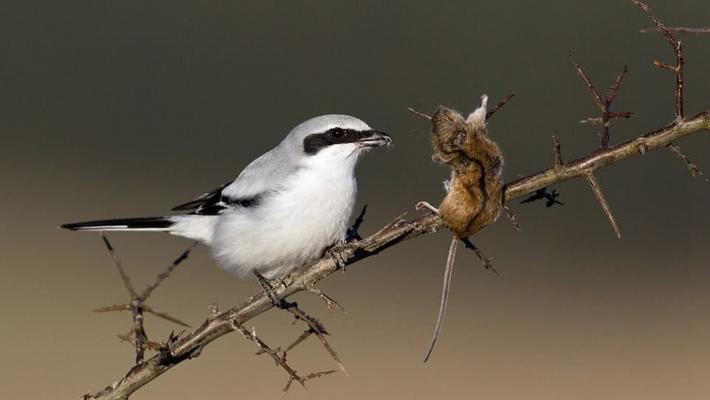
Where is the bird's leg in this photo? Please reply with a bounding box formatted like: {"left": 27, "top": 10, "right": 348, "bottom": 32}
{"left": 416, "top": 201, "right": 440, "bottom": 215}
{"left": 253, "top": 271, "right": 283, "bottom": 308}
{"left": 345, "top": 204, "right": 367, "bottom": 242}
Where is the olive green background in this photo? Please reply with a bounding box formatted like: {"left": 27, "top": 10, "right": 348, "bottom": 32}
{"left": 1, "top": 1, "right": 709, "bottom": 399}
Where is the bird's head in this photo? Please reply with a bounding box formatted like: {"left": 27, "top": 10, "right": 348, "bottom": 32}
{"left": 285, "top": 114, "right": 391, "bottom": 168}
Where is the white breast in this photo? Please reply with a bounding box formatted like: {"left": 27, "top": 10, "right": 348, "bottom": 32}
{"left": 210, "top": 165, "right": 357, "bottom": 278}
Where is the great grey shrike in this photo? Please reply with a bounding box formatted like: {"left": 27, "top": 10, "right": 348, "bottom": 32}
{"left": 62, "top": 115, "right": 391, "bottom": 280}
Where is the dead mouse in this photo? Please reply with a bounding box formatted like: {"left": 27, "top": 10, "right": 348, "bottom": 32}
{"left": 417, "top": 95, "right": 504, "bottom": 362}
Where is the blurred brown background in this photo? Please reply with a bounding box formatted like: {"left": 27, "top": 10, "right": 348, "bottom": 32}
{"left": 1, "top": 1, "right": 709, "bottom": 399}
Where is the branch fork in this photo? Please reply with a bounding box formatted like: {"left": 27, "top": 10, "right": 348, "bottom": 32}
{"left": 570, "top": 58, "right": 634, "bottom": 148}
{"left": 96, "top": 235, "right": 194, "bottom": 364}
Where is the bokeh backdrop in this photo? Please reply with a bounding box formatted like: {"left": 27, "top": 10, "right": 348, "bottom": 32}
{"left": 2, "top": 1, "right": 709, "bottom": 399}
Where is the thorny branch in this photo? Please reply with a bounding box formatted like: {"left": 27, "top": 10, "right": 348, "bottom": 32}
{"left": 96, "top": 235, "right": 193, "bottom": 364}
{"left": 232, "top": 322, "right": 337, "bottom": 396}
{"left": 631, "top": 0, "right": 709, "bottom": 183}
{"left": 82, "top": 1, "right": 710, "bottom": 399}
{"left": 631, "top": 0, "right": 685, "bottom": 120}
{"left": 280, "top": 300, "right": 347, "bottom": 375}
{"left": 84, "top": 111, "right": 710, "bottom": 399}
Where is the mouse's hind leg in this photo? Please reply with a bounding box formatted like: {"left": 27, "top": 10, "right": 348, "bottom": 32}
{"left": 416, "top": 201, "right": 440, "bottom": 215}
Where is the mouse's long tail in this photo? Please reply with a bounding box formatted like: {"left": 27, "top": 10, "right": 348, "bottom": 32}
{"left": 423, "top": 236, "right": 459, "bottom": 363}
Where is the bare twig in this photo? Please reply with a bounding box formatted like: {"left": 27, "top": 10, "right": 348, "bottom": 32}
{"left": 280, "top": 300, "right": 347, "bottom": 375}
{"left": 666, "top": 144, "right": 710, "bottom": 183}
{"left": 571, "top": 58, "right": 634, "bottom": 148}
{"left": 607, "top": 65, "right": 628, "bottom": 104}
{"left": 570, "top": 58, "right": 604, "bottom": 110}
{"left": 282, "top": 370, "right": 337, "bottom": 397}
{"left": 281, "top": 330, "right": 314, "bottom": 355}
{"left": 485, "top": 94, "right": 515, "bottom": 120}
{"left": 407, "top": 107, "right": 432, "bottom": 120}
{"left": 232, "top": 322, "right": 306, "bottom": 391}
{"left": 142, "top": 305, "right": 190, "bottom": 328}
{"left": 130, "top": 303, "right": 147, "bottom": 363}
{"left": 461, "top": 238, "right": 497, "bottom": 275}
{"left": 306, "top": 284, "right": 346, "bottom": 313}
{"left": 141, "top": 242, "right": 197, "bottom": 300}
{"left": 641, "top": 26, "right": 710, "bottom": 35}
{"left": 502, "top": 205, "right": 521, "bottom": 232}
{"left": 101, "top": 235, "right": 137, "bottom": 300}
{"left": 94, "top": 304, "right": 131, "bottom": 313}
{"left": 579, "top": 117, "right": 604, "bottom": 125}
{"left": 116, "top": 331, "right": 162, "bottom": 351}
{"left": 553, "top": 134, "right": 563, "bottom": 168}
{"left": 632, "top": 0, "right": 684, "bottom": 120}
{"left": 256, "top": 329, "right": 313, "bottom": 359}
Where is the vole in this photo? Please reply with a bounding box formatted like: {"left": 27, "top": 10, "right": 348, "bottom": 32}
{"left": 417, "top": 95, "right": 505, "bottom": 362}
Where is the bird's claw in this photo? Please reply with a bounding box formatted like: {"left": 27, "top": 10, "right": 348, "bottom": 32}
{"left": 327, "top": 241, "right": 352, "bottom": 272}
{"left": 253, "top": 271, "right": 283, "bottom": 307}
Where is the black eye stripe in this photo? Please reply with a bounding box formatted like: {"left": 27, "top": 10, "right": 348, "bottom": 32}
{"left": 303, "top": 128, "right": 365, "bottom": 155}
{"left": 328, "top": 127, "right": 346, "bottom": 138}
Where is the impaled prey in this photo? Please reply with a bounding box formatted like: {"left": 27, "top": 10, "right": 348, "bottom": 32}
{"left": 418, "top": 95, "right": 505, "bottom": 362}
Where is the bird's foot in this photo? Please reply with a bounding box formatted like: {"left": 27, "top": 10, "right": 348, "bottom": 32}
{"left": 328, "top": 240, "right": 353, "bottom": 273}
{"left": 253, "top": 271, "right": 283, "bottom": 308}
{"left": 416, "top": 201, "right": 440, "bottom": 215}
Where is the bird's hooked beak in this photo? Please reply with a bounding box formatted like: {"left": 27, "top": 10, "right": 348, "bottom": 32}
{"left": 356, "top": 130, "right": 392, "bottom": 148}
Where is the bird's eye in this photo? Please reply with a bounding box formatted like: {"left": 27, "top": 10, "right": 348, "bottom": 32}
{"left": 327, "top": 128, "right": 346, "bottom": 139}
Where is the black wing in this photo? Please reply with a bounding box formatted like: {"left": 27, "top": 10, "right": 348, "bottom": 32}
{"left": 171, "top": 183, "right": 229, "bottom": 212}
{"left": 171, "top": 183, "right": 264, "bottom": 215}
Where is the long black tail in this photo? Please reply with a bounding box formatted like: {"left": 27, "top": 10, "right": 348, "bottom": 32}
{"left": 61, "top": 216, "right": 175, "bottom": 232}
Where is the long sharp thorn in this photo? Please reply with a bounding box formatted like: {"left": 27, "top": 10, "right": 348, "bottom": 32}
{"left": 585, "top": 173, "right": 622, "bottom": 239}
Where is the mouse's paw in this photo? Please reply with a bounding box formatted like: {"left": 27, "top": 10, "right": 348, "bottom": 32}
{"left": 416, "top": 201, "right": 440, "bottom": 215}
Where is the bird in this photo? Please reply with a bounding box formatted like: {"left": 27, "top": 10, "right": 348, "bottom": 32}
{"left": 62, "top": 115, "right": 391, "bottom": 285}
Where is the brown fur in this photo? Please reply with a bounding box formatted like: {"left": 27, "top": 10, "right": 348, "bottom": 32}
{"left": 431, "top": 106, "right": 504, "bottom": 238}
